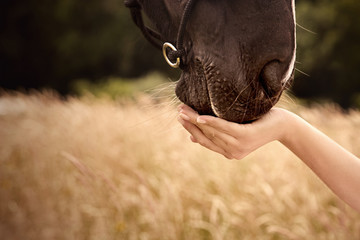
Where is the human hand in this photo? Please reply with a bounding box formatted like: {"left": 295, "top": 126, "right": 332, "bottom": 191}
{"left": 177, "top": 104, "right": 289, "bottom": 159}
{"left": 179, "top": 105, "right": 360, "bottom": 212}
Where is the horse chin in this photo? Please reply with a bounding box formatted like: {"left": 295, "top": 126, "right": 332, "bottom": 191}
{"left": 176, "top": 81, "right": 280, "bottom": 123}
{"left": 175, "top": 59, "right": 287, "bottom": 123}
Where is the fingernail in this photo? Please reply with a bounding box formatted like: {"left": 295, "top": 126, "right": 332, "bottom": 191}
{"left": 197, "top": 117, "right": 206, "bottom": 124}
{"left": 177, "top": 104, "right": 185, "bottom": 111}
{"left": 179, "top": 113, "right": 190, "bottom": 121}
{"left": 190, "top": 135, "right": 197, "bottom": 143}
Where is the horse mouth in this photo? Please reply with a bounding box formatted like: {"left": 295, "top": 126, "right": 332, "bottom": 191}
{"left": 175, "top": 58, "right": 292, "bottom": 123}
{"left": 175, "top": 58, "right": 216, "bottom": 118}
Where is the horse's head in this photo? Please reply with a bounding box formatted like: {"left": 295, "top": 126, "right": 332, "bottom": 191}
{"left": 126, "top": 0, "right": 296, "bottom": 123}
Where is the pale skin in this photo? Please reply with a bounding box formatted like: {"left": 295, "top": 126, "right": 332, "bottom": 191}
{"left": 177, "top": 104, "right": 360, "bottom": 212}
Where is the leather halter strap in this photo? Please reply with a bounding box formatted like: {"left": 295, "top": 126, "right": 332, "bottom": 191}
{"left": 125, "top": 0, "right": 197, "bottom": 69}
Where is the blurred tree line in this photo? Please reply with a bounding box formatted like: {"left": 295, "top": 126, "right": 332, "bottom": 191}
{"left": 295, "top": 0, "right": 360, "bottom": 108}
{"left": 0, "top": 0, "right": 359, "bottom": 108}
{"left": 0, "top": 0, "right": 177, "bottom": 94}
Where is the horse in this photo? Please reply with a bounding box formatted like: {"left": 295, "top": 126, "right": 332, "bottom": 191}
{"left": 125, "top": 0, "right": 296, "bottom": 123}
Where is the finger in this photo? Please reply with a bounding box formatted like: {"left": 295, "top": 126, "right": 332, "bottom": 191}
{"left": 179, "top": 105, "right": 199, "bottom": 124}
{"left": 179, "top": 117, "right": 224, "bottom": 153}
{"left": 178, "top": 104, "right": 196, "bottom": 113}
{"left": 196, "top": 115, "right": 246, "bottom": 136}
{"left": 179, "top": 104, "right": 246, "bottom": 136}
{"left": 197, "top": 123, "right": 239, "bottom": 152}
{"left": 179, "top": 105, "right": 242, "bottom": 153}
{"left": 190, "top": 135, "right": 197, "bottom": 143}
{"left": 178, "top": 117, "right": 233, "bottom": 158}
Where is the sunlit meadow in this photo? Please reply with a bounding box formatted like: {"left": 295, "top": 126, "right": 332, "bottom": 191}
{"left": 0, "top": 82, "right": 359, "bottom": 239}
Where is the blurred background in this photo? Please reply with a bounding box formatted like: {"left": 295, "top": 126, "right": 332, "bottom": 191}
{"left": 1, "top": 1, "right": 360, "bottom": 239}
{"left": 0, "top": 0, "right": 359, "bottom": 108}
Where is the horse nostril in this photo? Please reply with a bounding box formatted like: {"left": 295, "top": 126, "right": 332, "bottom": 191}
{"left": 259, "top": 60, "right": 283, "bottom": 97}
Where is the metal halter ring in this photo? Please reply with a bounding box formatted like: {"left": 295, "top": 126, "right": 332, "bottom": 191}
{"left": 162, "top": 42, "right": 180, "bottom": 68}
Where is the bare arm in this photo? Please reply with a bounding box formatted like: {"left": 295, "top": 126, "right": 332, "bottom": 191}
{"left": 280, "top": 111, "right": 360, "bottom": 212}
{"left": 177, "top": 104, "right": 360, "bottom": 212}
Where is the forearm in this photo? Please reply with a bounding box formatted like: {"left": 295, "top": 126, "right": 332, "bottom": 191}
{"left": 280, "top": 111, "right": 360, "bottom": 211}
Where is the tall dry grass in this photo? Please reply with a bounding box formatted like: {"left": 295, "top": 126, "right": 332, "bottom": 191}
{"left": 0, "top": 91, "right": 359, "bottom": 240}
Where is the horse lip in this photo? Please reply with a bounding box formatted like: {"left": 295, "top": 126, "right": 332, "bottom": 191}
{"left": 202, "top": 65, "right": 221, "bottom": 117}
{"left": 175, "top": 68, "right": 217, "bottom": 117}
{"left": 209, "top": 99, "right": 220, "bottom": 117}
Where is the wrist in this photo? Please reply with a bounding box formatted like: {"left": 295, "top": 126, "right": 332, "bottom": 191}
{"left": 277, "top": 109, "right": 305, "bottom": 148}
{"left": 274, "top": 108, "right": 297, "bottom": 146}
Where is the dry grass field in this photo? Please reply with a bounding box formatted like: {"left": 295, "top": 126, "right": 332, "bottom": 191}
{"left": 0, "top": 90, "right": 359, "bottom": 240}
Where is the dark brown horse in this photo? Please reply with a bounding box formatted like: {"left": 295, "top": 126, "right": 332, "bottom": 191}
{"left": 126, "top": 0, "right": 296, "bottom": 123}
